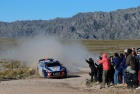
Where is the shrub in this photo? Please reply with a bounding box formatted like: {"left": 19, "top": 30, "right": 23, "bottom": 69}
{"left": 0, "top": 59, "right": 36, "bottom": 80}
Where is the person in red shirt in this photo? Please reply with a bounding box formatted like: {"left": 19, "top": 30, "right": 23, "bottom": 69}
{"left": 98, "top": 53, "right": 110, "bottom": 89}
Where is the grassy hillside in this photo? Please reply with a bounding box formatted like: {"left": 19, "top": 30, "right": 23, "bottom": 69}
{"left": 82, "top": 40, "right": 140, "bottom": 56}
{"left": 0, "top": 38, "right": 140, "bottom": 55}
{"left": 0, "top": 38, "right": 17, "bottom": 49}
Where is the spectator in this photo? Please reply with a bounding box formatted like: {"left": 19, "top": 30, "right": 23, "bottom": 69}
{"left": 125, "top": 48, "right": 138, "bottom": 88}
{"left": 85, "top": 58, "right": 97, "bottom": 83}
{"left": 132, "top": 48, "right": 137, "bottom": 56}
{"left": 107, "top": 56, "right": 115, "bottom": 85}
{"left": 113, "top": 53, "right": 121, "bottom": 85}
{"left": 95, "top": 56, "right": 103, "bottom": 83}
{"left": 134, "top": 48, "right": 140, "bottom": 90}
{"left": 119, "top": 53, "right": 126, "bottom": 84}
{"left": 98, "top": 53, "right": 110, "bottom": 89}
{"left": 125, "top": 49, "right": 136, "bottom": 74}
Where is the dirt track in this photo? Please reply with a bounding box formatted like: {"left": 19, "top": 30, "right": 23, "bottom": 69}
{"left": 0, "top": 72, "right": 140, "bottom": 94}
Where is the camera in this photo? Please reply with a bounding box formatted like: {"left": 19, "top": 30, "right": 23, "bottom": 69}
{"left": 97, "top": 56, "right": 102, "bottom": 60}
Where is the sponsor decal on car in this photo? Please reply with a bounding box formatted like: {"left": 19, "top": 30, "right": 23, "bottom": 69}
{"left": 53, "top": 67, "right": 57, "bottom": 71}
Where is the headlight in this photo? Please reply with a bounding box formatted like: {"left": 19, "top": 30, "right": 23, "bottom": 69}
{"left": 46, "top": 68, "right": 52, "bottom": 72}
{"left": 61, "top": 67, "right": 65, "bottom": 71}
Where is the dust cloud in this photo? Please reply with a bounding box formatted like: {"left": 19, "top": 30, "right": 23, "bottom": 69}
{"left": 1, "top": 35, "right": 99, "bottom": 72}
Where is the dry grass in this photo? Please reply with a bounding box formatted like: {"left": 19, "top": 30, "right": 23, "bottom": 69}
{"left": 81, "top": 39, "right": 140, "bottom": 56}
{"left": 0, "top": 59, "right": 36, "bottom": 80}
{"left": 0, "top": 68, "right": 36, "bottom": 80}
{"left": 0, "top": 38, "right": 140, "bottom": 55}
{"left": 0, "top": 38, "right": 17, "bottom": 49}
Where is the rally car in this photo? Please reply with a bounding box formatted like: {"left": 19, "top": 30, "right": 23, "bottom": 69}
{"left": 37, "top": 58, "right": 67, "bottom": 78}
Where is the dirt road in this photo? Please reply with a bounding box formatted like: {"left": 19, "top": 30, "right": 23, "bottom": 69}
{"left": 0, "top": 72, "right": 140, "bottom": 94}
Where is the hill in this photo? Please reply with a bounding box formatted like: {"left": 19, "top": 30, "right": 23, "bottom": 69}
{"left": 0, "top": 6, "right": 140, "bottom": 39}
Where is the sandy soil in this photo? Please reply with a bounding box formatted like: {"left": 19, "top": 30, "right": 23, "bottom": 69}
{"left": 0, "top": 71, "right": 140, "bottom": 94}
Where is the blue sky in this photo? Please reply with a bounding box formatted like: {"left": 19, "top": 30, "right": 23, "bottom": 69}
{"left": 0, "top": 0, "right": 140, "bottom": 22}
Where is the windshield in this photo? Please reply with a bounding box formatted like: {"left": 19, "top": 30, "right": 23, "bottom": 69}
{"left": 46, "top": 61, "right": 61, "bottom": 67}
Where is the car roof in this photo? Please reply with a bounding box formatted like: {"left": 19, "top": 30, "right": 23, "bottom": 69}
{"left": 39, "top": 58, "right": 54, "bottom": 62}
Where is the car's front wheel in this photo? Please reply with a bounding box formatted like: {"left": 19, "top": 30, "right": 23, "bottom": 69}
{"left": 38, "top": 68, "right": 46, "bottom": 78}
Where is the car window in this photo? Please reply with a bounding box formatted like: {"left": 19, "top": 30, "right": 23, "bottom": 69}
{"left": 46, "top": 61, "right": 61, "bottom": 67}
{"left": 38, "top": 61, "right": 45, "bottom": 67}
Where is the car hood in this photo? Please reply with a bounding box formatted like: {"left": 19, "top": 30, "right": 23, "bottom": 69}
{"left": 48, "top": 66, "right": 61, "bottom": 71}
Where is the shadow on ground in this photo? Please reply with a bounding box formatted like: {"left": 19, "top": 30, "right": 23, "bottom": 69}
{"left": 66, "top": 75, "right": 81, "bottom": 78}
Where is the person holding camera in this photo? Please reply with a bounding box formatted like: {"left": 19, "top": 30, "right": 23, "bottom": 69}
{"left": 97, "top": 53, "right": 110, "bottom": 89}
{"left": 85, "top": 58, "right": 97, "bottom": 83}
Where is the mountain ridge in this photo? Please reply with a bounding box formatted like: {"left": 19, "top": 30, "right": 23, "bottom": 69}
{"left": 0, "top": 6, "right": 140, "bottom": 40}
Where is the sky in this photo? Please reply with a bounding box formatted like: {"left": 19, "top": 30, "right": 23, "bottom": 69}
{"left": 0, "top": 0, "right": 140, "bottom": 22}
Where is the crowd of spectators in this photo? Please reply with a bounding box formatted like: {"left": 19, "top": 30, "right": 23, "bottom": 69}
{"left": 86, "top": 48, "right": 140, "bottom": 89}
